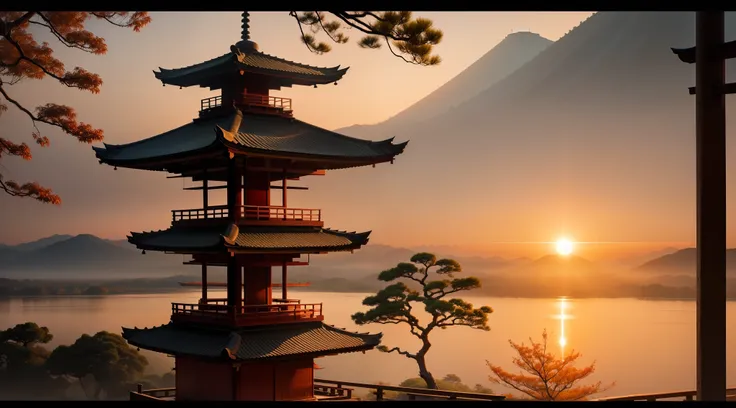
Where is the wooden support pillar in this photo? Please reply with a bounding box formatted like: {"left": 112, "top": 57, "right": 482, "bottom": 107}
{"left": 202, "top": 169, "right": 209, "bottom": 218}
{"left": 201, "top": 263, "right": 208, "bottom": 300}
{"left": 695, "top": 11, "right": 727, "bottom": 402}
{"left": 227, "top": 256, "right": 243, "bottom": 314}
{"left": 282, "top": 169, "right": 288, "bottom": 207}
{"left": 282, "top": 262, "right": 287, "bottom": 300}
{"left": 227, "top": 158, "right": 243, "bottom": 222}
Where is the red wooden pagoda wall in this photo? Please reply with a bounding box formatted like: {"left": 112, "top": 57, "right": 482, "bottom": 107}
{"left": 174, "top": 356, "right": 315, "bottom": 401}
{"left": 245, "top": 171, "right": 271, "bottom": 206}
{"left": 237, "top": 358, "right": 315, "bottom": 401}
{"left": 244, "top": 265, "right": 272, "bottom": 305}
{"left": 175, "top": 357, "right": 233, "bottom": 401}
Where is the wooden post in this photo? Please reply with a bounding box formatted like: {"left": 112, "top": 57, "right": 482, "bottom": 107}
{"left": 282, "top": 262, "right": 287, "bottom": 300}
{"left": 227, "top": 158, "right": 243, "bottom": 222}
{"left": 202, "top": 169, "right": 209, "bottom": 218}
{"left": 201, "top": 263, "right": 208, "bottom": 301}
{"left": 227, "top": 257, "right": 242, "bottom": 315}
{"left": 282, "top": 169, "right": 288, "bottom": 207}
{"left": 695, "top": 11, "right": 727, "bottom": 402}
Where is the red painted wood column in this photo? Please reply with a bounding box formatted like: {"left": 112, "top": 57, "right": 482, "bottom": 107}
{"left": 201, "top": 263, "right": 208, "bottom": 301}
{"left": 227, "top": 157, "right": 243, "bottom": 222}
{"left": 282, "top": 262, "right": 288, "bottom": 300}
{"left": 695, "top": 11, "right": 726, "bottom": 402}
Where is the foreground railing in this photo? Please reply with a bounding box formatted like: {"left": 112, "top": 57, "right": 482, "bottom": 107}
{"left": 131, "top": 379, "right": 507, "bottom": 401}
{"left": 313, "top": 379, "right": 506, "bottom": 401}
{"left": 596, "top": 387, "right": 736, "bottom": 401}
{"left": 171, "top": 301, "right": 323, "bottom": 326}
{"left": 131, "top": 384, "right": 175, "bottom": 401}
{"left": 171, "top": 205, "right": 321, "bottom": 224}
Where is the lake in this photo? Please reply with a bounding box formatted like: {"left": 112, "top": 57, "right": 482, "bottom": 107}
{"left": 2, "top": 290, "right": 736, "bottom": 399}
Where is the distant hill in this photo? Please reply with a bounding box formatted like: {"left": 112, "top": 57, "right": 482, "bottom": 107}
{"left": 5, "top": 234, "right": 74, "bottom": 251}
{"left": 531, "top": 254, "right": 594, "bottom": 269}
{"left": 0, "top": 234, "right": 512, "bottom": 280}
{"left": 0, "top": 234, "right": 183, "bottom": 276}
{"left": 636, "top": 248, "right": 736, "bottom": 274}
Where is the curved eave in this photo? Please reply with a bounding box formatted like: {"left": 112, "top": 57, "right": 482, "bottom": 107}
{"left": 152, "top": 49, "right": 349, "bottom": 88}
{"left": 127, "top": 231, "right": 226, "bottom": 254}
{"left": 235, "top": 64, "right": 349, "bottom": 86}
{"left": 672, "top": 40, "right": 736, "bottom": 64}
{"left": 216, "top": 125, "right": 408, "bottom": 167}
{"left": 671, "top": 47, "right": 696, "bottom": 64}
{"left": 93, "top": 143, "right": 224, "bottom": 170}
{"left": 122, "top": 323, "right": 382, "bottom": 362}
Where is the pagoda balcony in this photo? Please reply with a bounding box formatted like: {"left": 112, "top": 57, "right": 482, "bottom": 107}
{"left": 170, "top": 299, "right": 323, "bottom": 327}
{"left": 199, "top": 94, "right": 293, "bottom": 118}
{"left": 171, "top": 205, "right": 323, "bottom": 227}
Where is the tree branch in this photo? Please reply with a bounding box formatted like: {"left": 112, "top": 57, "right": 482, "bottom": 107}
{"left": 380, "top": 346, "right": 416, "bottom": 359}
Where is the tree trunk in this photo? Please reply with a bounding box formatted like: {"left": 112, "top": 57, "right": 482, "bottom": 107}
{"left": 415, "top": 352, "right": 438, "bottom": 389}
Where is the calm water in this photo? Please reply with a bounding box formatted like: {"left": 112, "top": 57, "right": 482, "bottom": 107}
{"left": 2, "top": 290, "right": 736, "bottom": 398}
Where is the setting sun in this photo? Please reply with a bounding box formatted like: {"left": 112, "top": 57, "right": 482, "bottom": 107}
{"left": 555, "top": 238, "right": 575, "bottom": 256}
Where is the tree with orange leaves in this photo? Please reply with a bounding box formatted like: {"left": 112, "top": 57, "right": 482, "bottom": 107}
{"left": 486, "top": 329, "right": 614, "bottom": 401}
{"left": 0, "top": 12, "right": 150, "bottom": 204}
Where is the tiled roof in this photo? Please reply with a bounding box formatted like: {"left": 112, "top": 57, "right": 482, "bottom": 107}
{"left": 153, "top": 46, "right": 348, "bottom": 88}
{"left": 93, "top": 110, "right": 407, "bottom": 167}
{"left": 217, "top": 110, "right": 407, "bottom": 160}
{"left": 121, "top": 322, "right": 382, "bottom": 361}
{"left": 128, "top": 224, "right": 370, "bottom": 254}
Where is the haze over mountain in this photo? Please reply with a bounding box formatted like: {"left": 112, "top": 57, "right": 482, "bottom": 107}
{"left": 5, "top": 233, "right": 733, "bottom": 299}
{"left": 636, "top": 248, "right": 736, "bottom": 275}
{"left": 339, "top": 31, "right": 552, "bottom": 137}
{"left": 302, "top": 11, "right": 736, "bottom": 248}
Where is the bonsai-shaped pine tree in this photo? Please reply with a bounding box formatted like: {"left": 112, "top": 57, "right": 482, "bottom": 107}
{"left": 352, "top": 252, "right": 493, "bottom": 390}
{"left": 487, "top": 329, "right": 614, "bottom": 400}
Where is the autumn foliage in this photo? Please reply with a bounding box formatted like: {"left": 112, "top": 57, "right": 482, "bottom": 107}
{"left": 487, "top": 329, "right": 614, "bottom": 401}
{"left": 0, "top": 12, "right": 150, "bottom": 204}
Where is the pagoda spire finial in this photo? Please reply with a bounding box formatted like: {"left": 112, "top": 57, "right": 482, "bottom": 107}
{"left": 235, "top": 11, "right": 259, "bottom": 52}
{"left": 241, "top": 12, "right": 250, "bottom": 41}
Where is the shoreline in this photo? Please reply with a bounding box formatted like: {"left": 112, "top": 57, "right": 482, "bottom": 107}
{"left": 0, "top": 275, "right": 719, "bottom": 302}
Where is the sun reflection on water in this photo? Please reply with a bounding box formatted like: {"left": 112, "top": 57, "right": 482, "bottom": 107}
{"left": 552, "top": 297, "right": 573, "bottom": 355}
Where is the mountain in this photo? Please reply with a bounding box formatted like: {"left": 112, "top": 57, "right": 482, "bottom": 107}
{"left": 636, "top": 248, "right": 736, "bottom": 274}
{"left": 339, "top": 31, "right": 552, "bottom": 137}
{"left": 5, "top": 234, "right": 74, "bottom": 252}
{"left": 305, "top": 12, "right": 736, "bottom": 249}
{"left": 0, "top": 234, "right": 182, "bottom": 276}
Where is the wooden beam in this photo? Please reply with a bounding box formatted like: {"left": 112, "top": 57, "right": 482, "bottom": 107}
{"left": 687, "top": 82, "right": 736, "bottom": 95}
{"left": 694, "top": 11, "right": 727, "bottom": 402}
{"left": 269, "top": 185, "right": 308, "bottom": 190}
{"left": 672, "top": 39, "right": 736, "bottom": 64}
{"left": 184, "top": 184, "right": 228, "bottom": 190}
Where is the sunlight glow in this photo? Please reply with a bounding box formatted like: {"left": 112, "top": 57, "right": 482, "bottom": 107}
{"left": 555, "top": 238, "right": 575, "bottom": 256}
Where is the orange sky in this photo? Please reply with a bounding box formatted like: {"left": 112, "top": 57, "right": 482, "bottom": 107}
{"left": 0, "top": 12, "right": 698, "bottom": 257}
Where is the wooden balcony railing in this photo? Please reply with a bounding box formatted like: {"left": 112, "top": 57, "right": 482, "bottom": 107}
{"left": 241, "top": 206, "right": 321, "bottom": 222}
{"left": 171, "top": 205, "right": 321, "bottom": 225}
{"left": 241, "top": 94, "right": 292, "bottom": 112}
{"left": 199, "top": 94, "right": 293, "bottom": 117}
{"left": 200, "top": 95, "right": 222, "bottom": 111}
{"left": 171, "top": 301, "right": 323, "bottom": 327}
{"left": 172, "top": 205, "right": 228, "bottom": 221}
{"left": 596, "top": 387, "right": 736, "bottom": 401}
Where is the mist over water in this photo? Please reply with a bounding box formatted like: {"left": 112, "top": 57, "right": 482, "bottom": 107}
{"left": 3, "top": 289, "right": 736, "bottom": 398}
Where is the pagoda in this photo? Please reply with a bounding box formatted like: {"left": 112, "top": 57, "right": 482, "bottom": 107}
{"left": 93, "top": 12, "right": 407, "bottom": 401}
